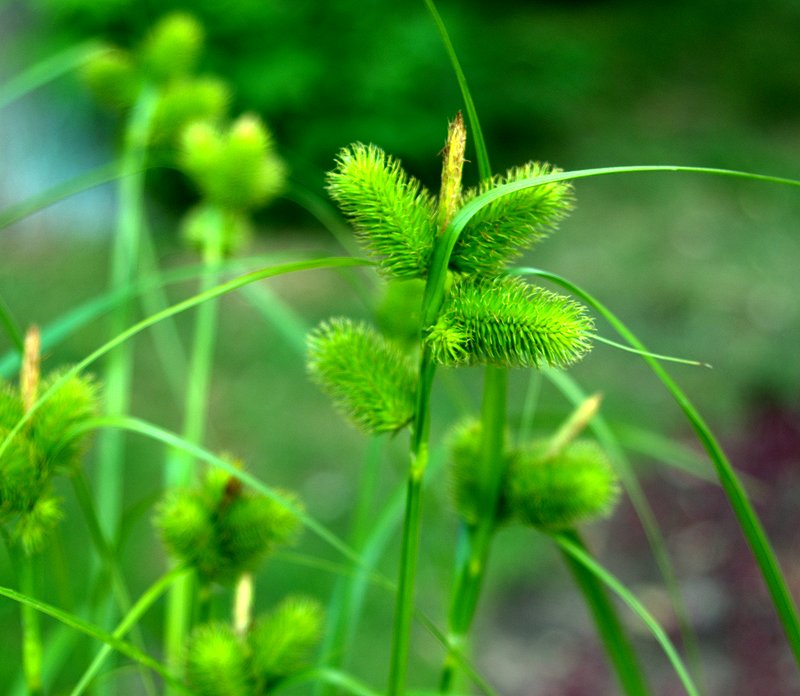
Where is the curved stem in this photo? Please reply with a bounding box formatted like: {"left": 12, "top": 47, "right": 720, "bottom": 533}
{"left": 559, "top": 529, "right": 650, "bottom": 696}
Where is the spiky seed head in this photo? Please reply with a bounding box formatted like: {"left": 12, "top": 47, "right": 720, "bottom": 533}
{"left": 155, "top": 468, "right": 301, "bottom": 582}
{"left": 307, "top": 318, "right": 417, "bottom": 434}
{"left": 451, "top": 162, "right": 573, "bottom": 276}
{"left": 15, "top": 493, "right": 62, "bottom": 556}
{"left": 507, "top": 439, "right": 620, "bottom": 530}
{"left": 447, "top": 419, "right": 514, "bottom": 525}
{"left": 185, "top": 623, "right": 253, "bottom": 696}
{"left": 427, "top": 275, "right": 593, "bottom": 369}
{"left": 180, "top": 115, "right": 285, "bottom": 211}
{"left": 81, "top": 47, "right": 141, "bottom": 111}
{"left": 33, "top": 371, "right": 98, "bottom": 475}
{"left": 139, "top": 12, "right": 204, "bottom": 84}
{"left": 150, "top": 77, "right": 230, "bottom": 145}
{"left": 0, "top": 427, "right": 43, "bottom": 514}
{"left": 327, "top": 143, "right": 437, "bottom": 279}
{"left": 249, "top": 596, "right": 324, "bottom": 686}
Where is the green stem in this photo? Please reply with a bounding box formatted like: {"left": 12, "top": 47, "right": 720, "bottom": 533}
{"left": 440, "top": 367, "right": 507, "bottom": 693}
{"left": 558, "top": 529, "right": 649, "bottom": 696}
{"left": 95, "top": 84, "right": 158, "bottom": 552}
{"left": 164, "top": 216, "right": 225, "bottom": 690}
{"left": 388, "top": 350, "right": 436, "bottom": 696}
{"left": 92, "top": 84, "right": 157, "bottom": 696}
{"left": 19, "top": 554, "right": 43, "bottom": 696}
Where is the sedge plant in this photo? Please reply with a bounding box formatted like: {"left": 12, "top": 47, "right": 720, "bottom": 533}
{"left": 3, "top": 3, "right": 800, "bottom": 695}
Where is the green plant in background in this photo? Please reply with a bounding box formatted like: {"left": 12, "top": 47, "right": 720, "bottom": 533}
{"left": 0, "top": 327, "right": 98, "bottom": 695}
{"left": 2, "top": 1, "right": 800, "bottom": 694}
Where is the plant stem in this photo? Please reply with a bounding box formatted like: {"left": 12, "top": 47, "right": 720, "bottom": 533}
{"left": 96, "top": 85, "right": 157, "bottom": 542}
{"left": 559, "top": 529, "right": 649, "bottom": 696}
{"left": 164, "top": 215, "right": 225, "bottom": 690}
{"left": 19, "top": 554, "right": 43, "bottom": 696}
{"left": 387, "top": 351, "right": 436, "bottom": 696}
{"left": 440, "top": 366, "right": 507, "bottom": 693}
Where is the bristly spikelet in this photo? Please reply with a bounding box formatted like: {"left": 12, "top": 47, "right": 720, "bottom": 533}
{"left": 427, "top": 275, "right": 593, "bottom": 369}
{"left": 249, "top": 596, "right": 324, "bottom": 687}
{"left": 155, "top": 467, "right": 301, "bottom": 582}
{"left": 451, "top": 162, "right": 573, "bottom": 276}
{"left": 139, "top": 12, "right": 204, "bottom": 84}
{"left": 307, "top": 318, "right": 417, "bottom": 433}
{"left": 150, "top": 76, "right": 230, "bottom": 145}
{"left": 507, "top": 439, "right": 620, "bottom": 530}
{"left": 326, "top": 144, "right": 437, "bottom": 279}
{"left": 447, "top": 419, "right": 513, "bottom": 525}
{"left": 33, "top": 370, "right": 98, "bottom": 474}
{"left": 185, "top": 623, "right": 253, "bottom": 696}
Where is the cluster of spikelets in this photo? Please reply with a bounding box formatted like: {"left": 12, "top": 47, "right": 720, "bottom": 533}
{"left": 0, "top": 371, "right": 97, "bottom": 554}
{"left": 155, "top": 467, "right": 301, "bottom": 583}
{"left": 82, "top": 13, "right": 228, "bottom": 143}
{"left": 307, "top": 120, "right": 593, "bottom": 435}
{"left": 154, "top": 468, "right": 323, "bottom": 695}
{"left": 82, "top": 12, "right": 286, "bottom": 256}
{"left": 184, "top": 596, "right": 324, "bottom": 696}
{"left": 447, "top": 419, "right": 620, "bottom": 530}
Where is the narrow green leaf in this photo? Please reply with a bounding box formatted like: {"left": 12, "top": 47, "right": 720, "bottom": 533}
{"left": 531, "top": 268, "right": 800, "bottom": 669}
{"left": 0, "top": 584, "right": 189, "bottom": 692}
{"left": 0, "top": 41, "right": 106, "bottom": 109}
{"left": 553, "top": 533, "right": 700, "bottom": 696}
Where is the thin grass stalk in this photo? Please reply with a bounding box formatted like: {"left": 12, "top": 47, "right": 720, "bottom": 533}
{"left": 70, "top": 567, "right": 186, "bottom": 696}
{"left": 316, "top": 438, "right": 383, "bottom": 696}
{"left": 0, "top": 41, "right": 105, "bottom": 109}
{"left": 163, "top": 221, "right": 225, "bottom": 688}
{"left": 554, "top": 533, "right": 700, "bottom": 696}
{"left": 95, "top": 85, "right": 157, "bottom": 561}
{"left": 388, "top": 351, "right": 436, "bottom": 696}
{"left": 533, "top": 268, "right": 800, "bottom": 668}
{"left": 558, "top": 529, "right": 649, "bottom": 696}
{"left": 0, "top": 294, "right": 24, "bottom": 353}
{"left": 0, "top": 584, "right": 189, "bottom": 693}
{"left": 71, "top": 474, "right": 158, "bottom": 696}
{"left": 440, "top": 367, "right": 507, "bottom": 693}
{"left": 91, "top": 85, "right": 157, "bottom": 696}
{"left": 19, "top": 553, "right": 44, "bottom": 696}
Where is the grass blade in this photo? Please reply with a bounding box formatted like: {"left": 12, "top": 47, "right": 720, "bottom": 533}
{"left": 0, "top": 584, "right": 189, "bottom": 693}
{"left": 553, "top": 532, "right": 700, "bottom": 696}
{"left": 70, "top": 567, "right": 186, "bottom": 696}
{"left": 558, "top": 529, "right": 650, "bottom": 696}
{"left": 530, "top": 268, "right": 800, "bottom": 669}
{"left": 423, "top": 0, "right": 491, "bottom": 180}
{"left": 0, "top": 41, "right": 105, "bottom": 109}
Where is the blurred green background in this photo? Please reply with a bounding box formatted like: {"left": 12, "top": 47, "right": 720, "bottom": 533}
{"left": 1, "top": 0, "right": 800, "bottom": 694}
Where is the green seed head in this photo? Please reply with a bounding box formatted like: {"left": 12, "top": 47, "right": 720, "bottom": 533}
{"left": 508, "top": 439, "right": 620, "bottom": 530}
{"left": 155, "top": 467, "right": 301, "bottom": 582}
{"left": 139, "top": 12, "right": 204, "bottom": 84}
{"left": 307, "top": 318, "right": 417, "bottom": 434}
{"left": 81, "top": 47, "right": 141, "bottom": 111}
{"left": 181, "top": 204, "right": 252, "bottom": 258}
{"left": 427, "top": 275, "right": 593, "bottom": 369}
{"left": 185, "top": 623, "right": 253, "bottom": 696}
{"left": 150, "top": 76, "right": 230, "bottom": 145}
{"left": 180, "top": 115, "right": 286, "bottom": 210}
{"left": 451, "top": 162, "right": 573, "bottom": 276}
{"left": 249, "top": 596, "right": 324, "bottom": 687}
{"left": 327, "top": 143, "right": 437, "bottom": 279}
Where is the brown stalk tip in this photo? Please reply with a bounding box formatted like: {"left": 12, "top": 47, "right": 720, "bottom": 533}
{"left": 438, "top": 111, "right": 467, "bottom": 232}
{"left": 21, "top": 325, "right": 41, "bottom": 413}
